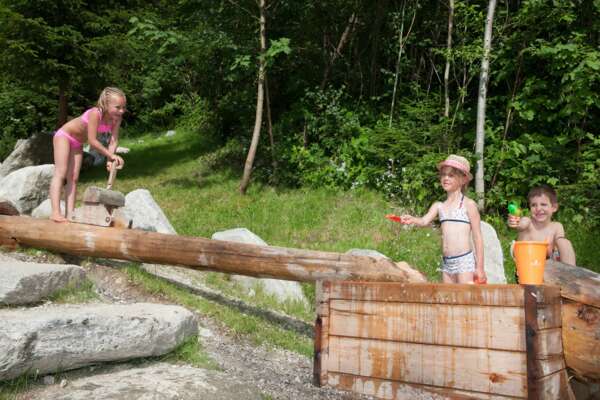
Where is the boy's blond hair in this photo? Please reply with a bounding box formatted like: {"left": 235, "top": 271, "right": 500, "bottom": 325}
{"left": 96, "top": 87, "right": 126, "bottom": 114}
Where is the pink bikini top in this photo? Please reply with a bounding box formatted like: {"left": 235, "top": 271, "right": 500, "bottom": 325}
{"left": 81, "top": 107, "right": 113, "bottom": 133}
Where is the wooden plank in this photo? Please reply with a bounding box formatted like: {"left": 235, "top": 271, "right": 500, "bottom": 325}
{"left": 82, "top": 186, "right": 125, "bottom": 207}
{"left": 326, "top": 372, "right": 525, "bottom": 400}
{"left": 536, "top": 302, "right": 562, "bottom": 330}
{"left": 329, "top": 300, "right": 527, "bottom": 351}
{"left": 313, "top": 281, "right": 330, "bottom": 386}
{"left": 524, "top": 284, "right": 543, "bottom": 399}
{"left": 561, "top": 299, "right": 600, "bottom": 381}
{"left": 69, "top": 204, "right": 112, "bottom": 226}
{"left": 325, "top": 336, "right": 528, "bottom": 397}
{"left": 0, "top": 215, "right": 423, "bottom": 283}
{"left": 327, "top": 281, "right": 561, "bottom": 306}
{"left": 534, "top": 369, "right": 575, "bottom": 400}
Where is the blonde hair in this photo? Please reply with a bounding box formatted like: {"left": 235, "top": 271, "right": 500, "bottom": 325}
{"left": 96, "top": 87, "right": 126, "bottom": 114}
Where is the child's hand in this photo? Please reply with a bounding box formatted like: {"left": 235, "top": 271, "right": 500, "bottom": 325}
{"left": 400, "top": 215, "right": 415, "bottom": 225}
{"left": 107, "top": 155, "right": 125, "bottom": 170}
{"left": 475, "top": 268, "right": 487, "bottom": 284}
{"left": 507, "top": 214, "right": 520, "bottom": 228}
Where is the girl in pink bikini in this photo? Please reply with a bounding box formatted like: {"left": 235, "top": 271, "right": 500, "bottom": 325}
{"left": 400, "top": 155, "right": 486, "bottom": 284}
{"left": 49, "top": 87, "right": 127, "bottom": 222}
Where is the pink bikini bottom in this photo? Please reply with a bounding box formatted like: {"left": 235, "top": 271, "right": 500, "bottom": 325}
{"left": 54, "top": 129, "right": 83, "bottom": 150}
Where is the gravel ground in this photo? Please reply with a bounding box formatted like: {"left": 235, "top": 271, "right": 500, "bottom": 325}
{"left": 6, "top": 251, "right": 374, "bottom": 400}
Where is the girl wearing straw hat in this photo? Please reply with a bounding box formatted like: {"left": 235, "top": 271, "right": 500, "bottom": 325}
{"left": 401, "top": 155, "right": 486, "bottom": 284}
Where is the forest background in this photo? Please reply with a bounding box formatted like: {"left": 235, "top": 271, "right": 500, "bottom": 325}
{"left": 0, "top": 0, "right": 598, "bottom": 267}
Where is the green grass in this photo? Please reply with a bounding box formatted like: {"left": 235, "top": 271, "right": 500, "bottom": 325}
{"left": 47, "top": 279, "right": 99, "bottom": 304}
{"left": 159, "top": 336, "right": 218, "bottom": 370}
{"left": 0, "top": 375, "right": 36, "bottom": 400}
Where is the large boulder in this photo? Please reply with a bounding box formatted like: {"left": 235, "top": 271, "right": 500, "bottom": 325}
{"left": 0, "top": 303, "right": 197, "bottom": 381}
{"left": 0, "top": 164, "right": 54, "bottom": 214}
{"left": 479, "top": 221, "right": 506, "bottom": 284}
{"left": 212, "top": 228, "right": 307, "bottom": 305}
{"left": 0, "top": 133, "right": 54, "bottom": 178}
{"left": 0, "top": 258, "right": 86, "bottom": 305}
{"left": 124, "top": 189, "right": 176, "bottom": 234}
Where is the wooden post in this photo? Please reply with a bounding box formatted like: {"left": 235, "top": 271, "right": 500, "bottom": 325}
{"left": 313, "top": 280, "right": 330, "bottom": 386}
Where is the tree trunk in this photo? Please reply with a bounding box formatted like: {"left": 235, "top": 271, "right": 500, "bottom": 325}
{"left": 443, "top": 0, "right": 454, "bottom": 118}
{"left": 389, "top": 2, "right": 417, "bottom": 128}
{"left": 239, "top": 0, "right": 267, "bottom": 194}
{"left": 0, "top": 215, "right": 426, "bottom": 284}
{"left": 264, "top": 74, "right": 277, "bottom": 183}
{"left": 368, "top": 0, "right": 387, "bottom": 96}
{"left": 474, "top": 0, "right": 497, "bottom": 210}
{"left": 320, "top": 13, "right": 358, "bottom": 90}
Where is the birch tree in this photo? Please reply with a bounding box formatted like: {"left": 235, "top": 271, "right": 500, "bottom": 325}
{"left": 239, "top": 0, "right": 267, "bottom": 194}
{"left": 443, "top": 0, "right": 454, "bottom": 118}
{"left": 474, "top": 0, "right": 497, "bottom": 209}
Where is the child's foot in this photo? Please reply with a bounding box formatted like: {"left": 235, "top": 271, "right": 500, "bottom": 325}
{"left": 50, "top": 214, "right": 68, "bottom": 223}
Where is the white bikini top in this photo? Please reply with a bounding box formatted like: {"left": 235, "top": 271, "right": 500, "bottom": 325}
{"left": 438, "top": 195, "right": 470, "bottom": 224}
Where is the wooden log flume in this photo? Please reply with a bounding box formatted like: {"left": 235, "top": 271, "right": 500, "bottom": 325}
{"left": 0, "top": 215, "right": 426, "bottom": 283}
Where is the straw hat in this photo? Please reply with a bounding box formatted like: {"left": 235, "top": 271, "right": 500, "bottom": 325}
{"left": 437, "top": 154, "right": 473, "bottom": 181}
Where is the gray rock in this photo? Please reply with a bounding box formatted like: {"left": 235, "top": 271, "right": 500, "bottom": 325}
{"left": 32, "top": 362, "right": 264, "bottom": 400}
{"left": 0, "top": 133, "right": 54, "bottom": 178}
{"left": 0, "top": 303, "right": 197, "bottom": 381}
{"left": 0, "top": 260, "right": 86, "bottom": 305}
{"left": 124, "top": 189, "right": 176, "bottom": 234}
{"left": 32, "top": 198, "right": 65, "bottom": 219}
{"left": 212, "top": 228, "right": 307, "bottom": 305}
{"left": 479, "top": 221, "right": 506, "bottom": 284}
{"left": 346, "top": 248, "right": 392, "bottom": 260}
{"left": 0, "top": 164, "right": 54, "bottom": 214}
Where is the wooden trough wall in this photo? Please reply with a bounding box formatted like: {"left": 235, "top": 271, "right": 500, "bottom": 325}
{"left": 314, "top": 281, "right": 574, "bottom": 400}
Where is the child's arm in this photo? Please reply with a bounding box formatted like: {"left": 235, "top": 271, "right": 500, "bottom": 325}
{"left": 87, "top": 110, "right": 124, "bottom": 167}
{"left": 507, "top": 214, "right": 531, "bottom": 232}
{"left": 553, "top": 223, "right": 577, "bottom": 266}
{"left": 466, "top": 200, "right": 486, "bottom": 283}
{"left": 401, "top": 202, "right": 439, "bottom": 227}
{"left": 106, "top": 119, "right": 123, "bottom": 169}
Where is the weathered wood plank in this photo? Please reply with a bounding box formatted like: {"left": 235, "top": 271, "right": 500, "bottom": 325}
{"left": 313, "top": 281, "right": 331, "bottom": 386}
{"left": 81, "top": 186, "right": 125, "bottom": 207}
{"left": 0, "top": 215, "right": 423, "bottom": 283}
{"left": 534, "top": 369, "right": 575, "bottom": 400}
{"left": 329, "top": 301, "right": 527, "bottom": 351}
{"left": 326, "top": 336, "right": 528, "bottom": 397}
{"left": 329, "top": 300, "right": 565, "bottom": 353}
{"left": 327, "top": 281, "right": 561, "bottom": 306}
{"left": 326, "top": 372, "right": 524, "bottom": 399}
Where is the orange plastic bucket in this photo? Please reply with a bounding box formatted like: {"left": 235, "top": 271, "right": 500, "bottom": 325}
{"left": 514, "top": 241, "right": 547, "bottom": 284}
